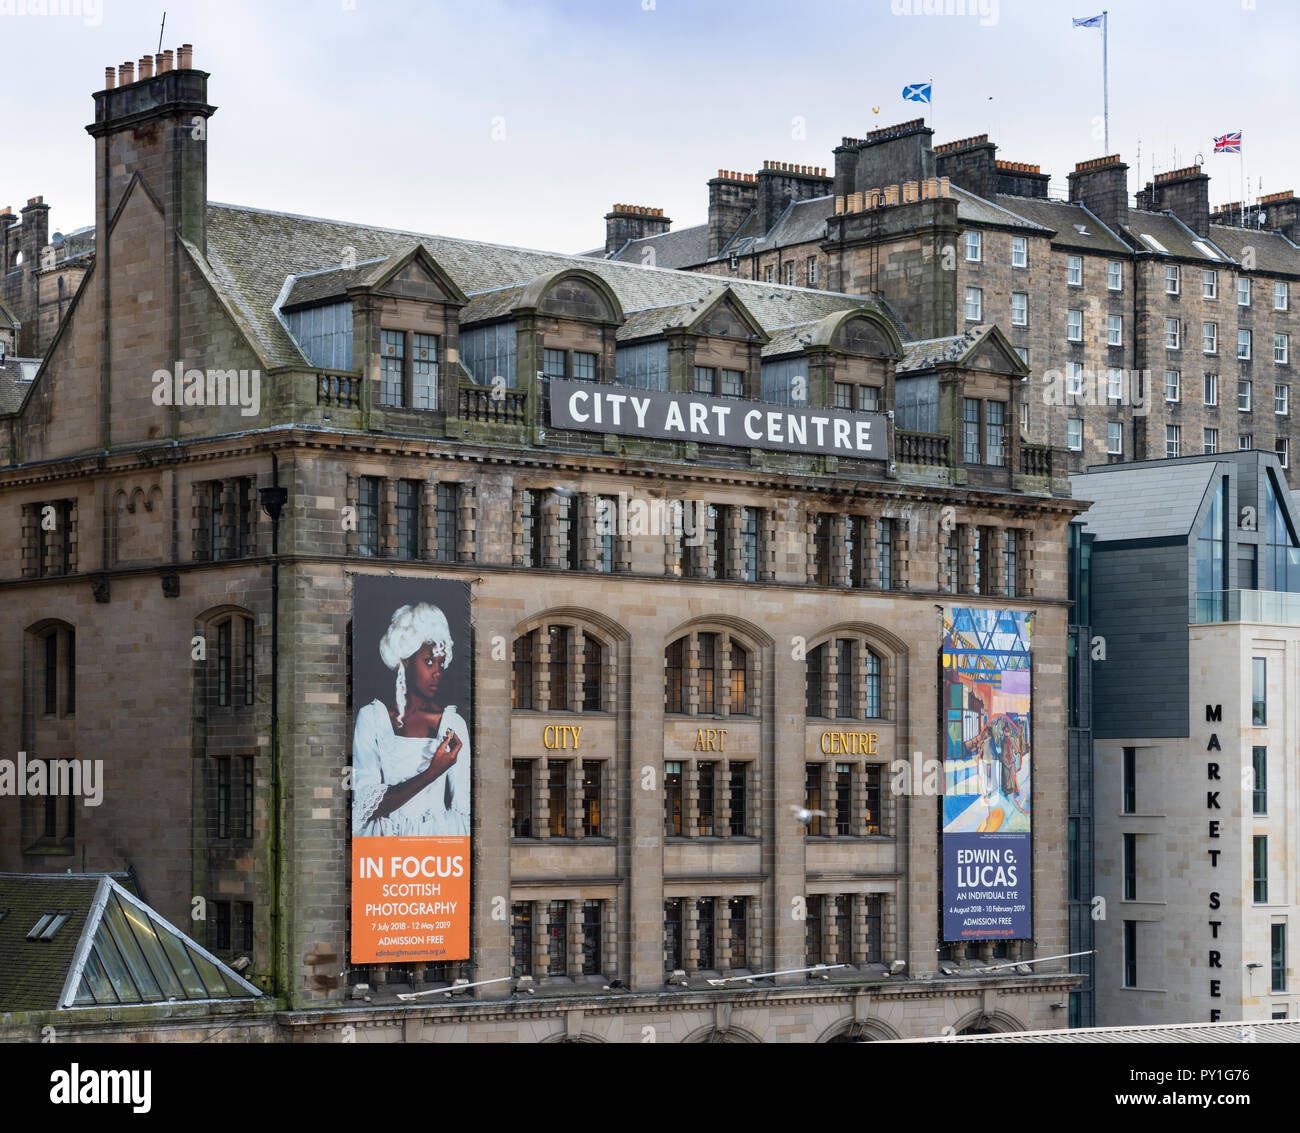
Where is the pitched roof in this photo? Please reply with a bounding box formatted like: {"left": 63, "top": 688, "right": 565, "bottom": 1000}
{"left": 0, "top": 356, "right": 39, "bottom": 414}
{"left": 991, "top": 194, "right": 1131, "bottom": 255}
{"left": 604, "top": 222, "right": 711, "bottom": 269}
{"left": 1207, "top": 223, "right": 1300, "bottom": 277}
{"left": 896, "top": 325, "right": 1009, "bottom": 373}
{"left": 1122, "top": 209, "right": 1227, "bottom": 262}
{"left": 1070, "top": 459, "right": 1219, "bottom": 542}
{"left": 0, "top": 873, "right": 261, "bottom": 1013}
{"left": 203, "top": 203, "right": 885, "bottom": 370}
{"left": 951, "top": 185, "right": 1051, "bottom": 232}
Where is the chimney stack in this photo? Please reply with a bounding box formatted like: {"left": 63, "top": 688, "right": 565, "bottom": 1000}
{"left": 1068, "top": 155, "right": 1129, "bottom": 230}
{"left": 1137, "top": 166, "right": 1211, "bottom": 237}
{"left": 19, "top": 196, "right": 50, "bottom": 276}
{"left": 604, "top": 204, "right": 672, "bottom": 256}
{"left": 707, "top": 170, "right": 759, "bottom": 259}
{"left": 754, "top": 161, "right": 832, "bottom": 235}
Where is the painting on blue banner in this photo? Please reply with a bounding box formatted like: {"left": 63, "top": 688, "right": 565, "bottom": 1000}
{"left": 941, "top": 607, "right": 1033, "bottom": 941}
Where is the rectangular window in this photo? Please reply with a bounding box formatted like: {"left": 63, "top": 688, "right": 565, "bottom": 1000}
{"left": 380, "top": 329, "right": 405, "bottom": 406}
{"left": 1165, "top": 370, "right": 1180, "bottom": 401}
{"left": 512, "top": 760, "right": 533, "bottom": 837}
{"left": 1011, "top": 292, "right": 1028, "bottom": 326}
{"left": 963, "top": 398, "right": 981, "bottom": 463}
{"left": 1108, "top": 260, "right": 1123, "bottom": 290}
{"left": 739, "top": 507, "right": 759, "bottom": 582}
{"left": 863, "top": 894, "right": 883, "bottom": 963}
{"left": 548, "top": 760, "right": 568, "bottom": 838}
{"left": 664, "top": 899, "right": 683, "bottom": 970}
{"left": 519, "top": 490, "right": 544, "bottom": 569}
{"left": 572, "top": 351, "right": 598, "bottom": 382}
{"left": 1165, "top": 317, "right": 1180, "bottom": 349}
{"left": 863, "top": 764, "right": 881, "bottom": 835}
{"left": 697, "top": 761, "right": 715, "bottom": 837}
{"left": 1124, "top": 921, "right": 1138, "bottom": 987}
{"left": 435, "top": 482, "right": 460, "bottom": 561}
{"left": 1012, "top": 237, "right": 1027, "bottom": 268}
{"left": 1252, "top": 657, "right": 1267, "bottom": 724}
{"left": 1253, "top": 835, "right": 1268, "bottom": 903}
{"left": 581, "top": 900, "right": 602, "bottom": 974}
{"left": 1068, "top": 818, "right": 1080, "bottom": 900}
{"left": 1107, "top": 421, "right": 1123, "bottom": 455}
{"left": 696, "top": 898, "right": 715, "bottom": 968}
{"left": 217, "top": 619, "right": 232, "bottom": 707}
{"left": 805, "top": 896, "right": 823, "bottom": 967}
{"left": 581, "top": 761, "right": 602, "bottom": 836}
{"left": 1067, "top": 309, "right": 1083, "bottom": 342}
{"left": 720, "top": 368, "right": 744, "bottom": 397}
{"left": 1107, "top": 315, "right": 1123, "bottom": 347}
{"left": 42, "top": 632, "right": 57, "bottom": 715}
{"left": 212, "top": 901, "right": 231, "bottom": 951}
{"left": 1276, "top": 281, "right": 1289, "bottom": 310}
{"left": 1067, "top": 417, "right": 1083, "bottom": 451}
{"left": 1238, "top": 329, "right": 1252, "bottom": 360}
{"left": 238, "top": 901, "right": 253, "bottom": 952}
{"left": 833, "top": 382, "right": 853, "bottom": 410}
{"left": 807, "top": 257, "right": 818, "bottom": 285}
{"left": 1107, "top": 368, "right": 1124, "bottom": 401}
{"left": 698, "top": 632, "right": 717, "bottom": 714}
{"left": 412, "top": 332, "right": 438, "bottom": 409}
{"left": 242, "top": 621, "right": 254, "bottom": 707}
{"left": 1240, "top": 433, "right": 1255, "bottom": 450}
{"left": 1123, "top": 833, "right": 1136, "bottom": 900}
{"left": 210, "top": 482, "right": 225, "bottom": 561}
{"left": 763, "top": 265, "right": 774, "bottom": 283}
{"left": 804, "top": 764, "right": 823, "bottom": 836}
{"left": 242, "top": 756, "right": 254, "bottom": 838}
{"left": 1276, "top": 335, "right": 1289, "bottom": 365}
{"left": 665, "top": 638, "right": 684, "bottom": 713}
{"left": 986, "top": 401, "right": 1006, "bottom": 467}
{"left": 1279, "top": 383, "right": 1293, "bottom": 415}
{"left": 876, "top": 518, "right": 893, "bottom": 590}
{"left": 217, "top": 757, "right": 231, "bottom": 839}
{"left": 1003, "top": 529, "right": 1018, "bottom": 596}
{"left": 835, "top": 639, "right": 853, "bottom": 719}
{"left": 1204, "top": 372, "right": 1218, "bottom": 406}
{"left": 944, "top": 529, "right": 957, "bottom": 594}
{"left": 594, "top": 495, "right": 615, "bottom": 573}
{"left": 1067, "top": 255, "right": 1082, "bottom": 286}
{"left": 1272, "top": 924, "right": 1286, "bottom": 992}
{"left": 834, "top": 763, "right": 853, "bottom": 835}
{"left": 1277, "top": 437, "right": 1290, "bottom": 468}
{"left": 1252, "top": 746, "right": 1267, "bottom": 814}
{"left": 511, "top": 903, "right": 532, "bottom": 976}
{"left": 396, "top": 480, "right": 420, "bottom": 560}
{"left": 559, "top": 495, "right": 581, "bottom": 572}
{"left": 1204, "top": 428, "right": 1218, "bottom": 454}
{"left": 1202, "top": 269, "right": 1218, "bottom": 299}
{"left": 693, "top": 365, "right": 716, "bottom": 395}
{"left": 729, "top": 898, "right": 747, "bottom": 968}
{"left": 548, "top": 625, "right": 569, "bottom": 711}
{"left": 784, "top": 262, "right": 796, "bottom": 286}
{"left": 965, "top": 230, "right": 981, "bottom": 262}
{"left": 1203, "top": 322, "right": 1218, "bottom": 354}
{"left": 729, "top": 764, "right": 747, "bottom": 836}
{"left": 813, "top": 513, "right": 832, "bottom": 585}
{"left": 1166, "top": 264, "right": 1180, "bottom": 295}
{"left": 1238, "top": 277, "right": 1251, "bottom": 306}
{"left": 512, "top": 632, "right": 534, "bottom": 710}
{"left": 664, "top": 761, "right": 682, "bottom": 836}
{"left": 543, "top": 348, "right": 566, "bottom": 380}
{"left": 547, "top": 900, "right": 568, "bottom": 975}
{"left": 1166, "top": 424, "right": 1181, "bottom": 458}
{"left": 965, "top": 286, "right": 982, "bottom": 322}
{"left": 1239, "top": 380, "right": 1252, "bottom": 412}
{"left": 582, "top": 636, "right": 602, "bottom": 711}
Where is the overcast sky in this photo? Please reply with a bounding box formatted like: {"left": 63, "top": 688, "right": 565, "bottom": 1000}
{"left": 3, "top": 0, "right": 1297, "bottom": 254}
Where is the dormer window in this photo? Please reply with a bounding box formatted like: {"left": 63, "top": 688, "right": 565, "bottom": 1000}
{"left": 379, "top": 330, "right": 439, "bottom": 409}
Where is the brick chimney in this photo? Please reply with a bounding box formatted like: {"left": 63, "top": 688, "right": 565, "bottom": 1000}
{"left": 604, "top": 204, "right": 671, "bottom": 256}
{"left": 833, "top": 120, "right": 935, "bottom": 201}
{"left": 707, "top": 170, "right": 758, "bottom": 258}
{"left": 1137, "top": 166, "right": 1211, "bottom": 236}
{"left": 1068, "top": 155, "right": 1129, "bottom": 230}
{"left": 1257, "top": 191, "right": 1300, "bottom": 243}
{"left": 934, "top": 134, "right": 996, "bottom": 198}
{"left": 86, "top": 43, "right": 215, "bottom": 255}
{"left": 19, "top": 196, "right": 50, "bottom": 273}
{"left": 754, "top": 161, "right": 832, "bottom": 234}
{"left": 993, "top": 159, "right": 1050, "bottom": 200}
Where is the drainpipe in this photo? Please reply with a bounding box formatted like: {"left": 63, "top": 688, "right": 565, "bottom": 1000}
{"left": 259, "top": 454, "right": 288, "bottom": 997}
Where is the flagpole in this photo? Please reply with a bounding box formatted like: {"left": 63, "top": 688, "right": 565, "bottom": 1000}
{"left": 930, "top": 76, "right": 934, "bottom": 135}
{"left": 1102, "top": 11, "right": 1109, "bottom": 153}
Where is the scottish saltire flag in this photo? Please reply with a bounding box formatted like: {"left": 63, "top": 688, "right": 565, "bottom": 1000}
{"left": 1214, "top": 132, "right": 1242, "bottom": 154}
{"left": 1073, "top": 14, "right": 1104, "bottom": 27}
{"left": 902, "top": 82, "right": 932, "bottom": 104}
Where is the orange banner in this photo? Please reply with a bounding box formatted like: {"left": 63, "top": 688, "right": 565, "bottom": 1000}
{"left": 350, "top": 836, "right": 470, "bottom": 964}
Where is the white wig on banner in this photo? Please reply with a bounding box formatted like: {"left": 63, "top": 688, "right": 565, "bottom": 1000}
{"left": 378, "top": 603, "right": 454, "bottom": 726}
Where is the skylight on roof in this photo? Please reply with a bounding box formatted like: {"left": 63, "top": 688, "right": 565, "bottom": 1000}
{"left": 1074, "top": 223, "right": 1091, "bottom": 236}
{"left": 1192, "top": 240, "right": 1222, "bottom": 260}
{"left": 1139, "top": 233, "right": 1169, "bottom": 253}
{"left": 27, "top": 911, "right": 71, "bottom": 941}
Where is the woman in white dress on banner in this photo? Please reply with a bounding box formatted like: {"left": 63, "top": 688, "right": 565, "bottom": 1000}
{"left": 352, "top": 602, "right": 471, "bottom": 838}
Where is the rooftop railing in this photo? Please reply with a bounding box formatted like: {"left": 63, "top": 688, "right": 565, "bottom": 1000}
{"left": 1191, "top": 589, "right": 1300, "bottom": 625}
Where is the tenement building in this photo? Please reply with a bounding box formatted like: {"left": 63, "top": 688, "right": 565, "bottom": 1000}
{"left": 1073, "top": 450, "right": 1300, "bottom": 1025}
{"left": 0, "top": 48, "right": 1086, "bottom": 1042}
{"left": 1, "top": 197, "right": 94, "bottom": 358}
{"left": 591, "top": 122, "right": 1300, "bottom": 478}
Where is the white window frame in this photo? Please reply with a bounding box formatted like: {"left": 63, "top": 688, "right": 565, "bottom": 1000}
{"left": 1203, "top": 322, "right": 1218, "bottom": 355}
{"left": 1275, "top": 333, "right": 1288, "bottom": 364}
{"left": 1107, "top": 260, "right": 1123, "bottom": 291}
{"left": 1011, "top": 237, "right": 1027, "bottom": 268}
{"left": 1108, "top": 314, "right": 1123, "bottom": 346}
{"left": 1238, "top": 277, "right": 1251, "bottom": 306}
{"left": 1067, "top": 255, "right": 1083, "bottom": 287}
{"left": 807, "top": 257, "right": 818, "bottom": 285}
{"left": 1202, "top": 269, "right": 1218, "bottom": 299}
{"left": 1107, "top": 368, "right": 1124, "bottom": 401}
{"left": 1165, "top": 370, "right": 1180, "bottom": 402}
{"left": 1166, "top": 264, "right": 1180, "bottom": 295}
{"left": 1275, "top": 281, "right": 1289, "bottom": 311}
{"left": 1066, "top": 362, "right": 1083, "bottom": 397}
{"left": 1067, "top": 309, "right": 1083, "bottom": 342}
{"left": 1165, "top": 318, "right": 1180, "bottom": 350}
{"left": 1239, "top": 380, "right": 1252, "bottom": 412}
{"left": 1240, "top": 434, "right": 1254, "bottom": 450}
{"left": 1204, "top": 373, "right": 1218, "bottom": 406}
{"left": 1204, "top": 427, "right": 1218, "bottom": 455}
{"left": 1067, "top": 417, "right": 1083, "bottom": 451}
{"left": 1011, "top": 292, "right": 1028, "bottom": 326}
{"left": 1238, "top": 329, "right": 1252, "bottom": 360}
{"left": 965, "top": 286, "right": 982, "bottom": 322}
{"left": 1275, "top": 384, "right": 1289, "bottom": 416}
{"left": 1107, "top": 421, "right": 1123, "bottom": 455}
{"left": 1277, "top": 437, "right": 1290, "bottom": 468}
{"left": 1166, "top": 424, "right": 1181, "bottom": 458}
{"left": 965, "top": 231, "right": 982, "bottom": 262}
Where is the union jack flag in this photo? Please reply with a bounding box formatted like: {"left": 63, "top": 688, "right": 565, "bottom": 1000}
{"left": 1214, "top": 132, "right": 1242, "bottom": 154}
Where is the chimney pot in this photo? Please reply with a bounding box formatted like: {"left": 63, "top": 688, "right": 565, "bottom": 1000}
{"left": 104, "top": 65, "right": 115, "bottom": 89}
{"left": 162, "top": 49, "right": 174, "bottom": 72}
{"left": 119, "top": 61, "right": 134, "bottom": 85}
{"left": 177, "top": 44, "right": 193, "bottom": 69}
{"left": 139, "top": 55, "right": 153, "bottom": 79}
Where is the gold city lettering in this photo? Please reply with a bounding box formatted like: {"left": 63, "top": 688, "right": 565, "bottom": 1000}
{"left": 693, "top": 728, "right": 727, "bottom": 752}
{"left": 819, "top": 731, "right": 879, "bottom": 756}
{"left": 542, "top": 725, "right": 582, "bottom": 750}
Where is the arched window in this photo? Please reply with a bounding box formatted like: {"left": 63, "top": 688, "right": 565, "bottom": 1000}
{"left": 806, "top": 636, "right": 888, "bottom": 721}
{"left": 663, "top": 630, "right": 757, "bottom": 717}
{"left": 205, "top": 612, "right": 254, "bottom": 709}
{"left": 511, "top": 622, "right": 612, "bottom": 714}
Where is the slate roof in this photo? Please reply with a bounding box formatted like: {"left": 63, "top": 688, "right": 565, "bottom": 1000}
{"left": 1070, "top": 459, "right": 1219, "bottom": 542}
{"left": 0, "top": 874, "right": 102, "bottom": 1012}
{"left": 203, "top": 203, "right": 885, "bottom": 370}
{"left": 733, "top": 197, "right": 835, "bottom": 258}
{"left": 896, "top": 326, "right": 995, "bottom": 373}
{"left": 1208, "top": 223, "right": 1300, "bottom": 277}
{"left": 951, "top": 186, "right": 1051, "bottom": 232}
{"left": 0, "top": 299, "right": 17, "bottom": 329}
{"left": 1121, "top": 209, "right": 1227, "bottom": 262}
{"left": 604, "top": 222, "right": 712, "bottom": 269}
{"left": 280, "top": 258, "right": 389, "bottom": 308}
{"left": 0, "top": 356, "right": 39, "bottom": 414}
{"left": 761, "top": 321, "right": 820, "bottom": 357}
{"left": 991, "top": 195, "right": 1131, "bottom": 256}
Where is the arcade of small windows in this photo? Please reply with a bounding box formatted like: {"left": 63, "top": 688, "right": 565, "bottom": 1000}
{"left": 669, "top": 503, "right": 766, "bottom": 582}
{"left": 663, "top": 757, "right": 755, "bottom": 839}
{"left": 663, "top": 895, "right": 757, "bottom": 973}
{"left": 512, "top": 624, "right": 612, "bottom": 713}
{"left": 663, "top": 631, "right": 755, "bottom": 717}
{"left": 802, "top": 760, "right": 886, "bottom": 837}
{"left": 940, "top": 524, "right": 1029, "bottom": 596}
{"left": 805, "top": 638, "right": 889, "bottom": 721}
{"left": 22, "top": 499, "right": 78, "bottom": 577}
{"left": 515, "top": 489, "right": 629, "bottom": 574}
{"left": 351, "top": 475, "right": 470, "bottom": 562}
{"left": 209, "top": 614, "right": 256, "bottom": 709}
{"left": 511, "top": 757, "right": 611, "bottom": 840}
{"left": 194, "top": 479, "right": 256, "bottom": 561}
{"left": 810, "top": 513, "right": 902, "bottom": 589}
{"left": 511, "top": 898, "right": 612, "bottom": 979}
{"left": 804, "top": 894, "right": 886, "bottom": 969}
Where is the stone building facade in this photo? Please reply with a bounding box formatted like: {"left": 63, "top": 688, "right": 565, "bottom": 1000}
{"left": 0, "top": 197, "right": 93, "bottom": 359}
{"left": 0, "top": 48, "right": 1084, "bottom": 1041}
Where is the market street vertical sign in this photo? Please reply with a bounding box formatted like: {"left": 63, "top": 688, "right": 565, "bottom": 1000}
{"left": 547, "top": 379, "right": 888, "bottom": 459}
{"left": 941, "top": 607, "right": 1033, "bottom": 941}
{"left": 350, "top": 576, "right": 472, "bottom": 964}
